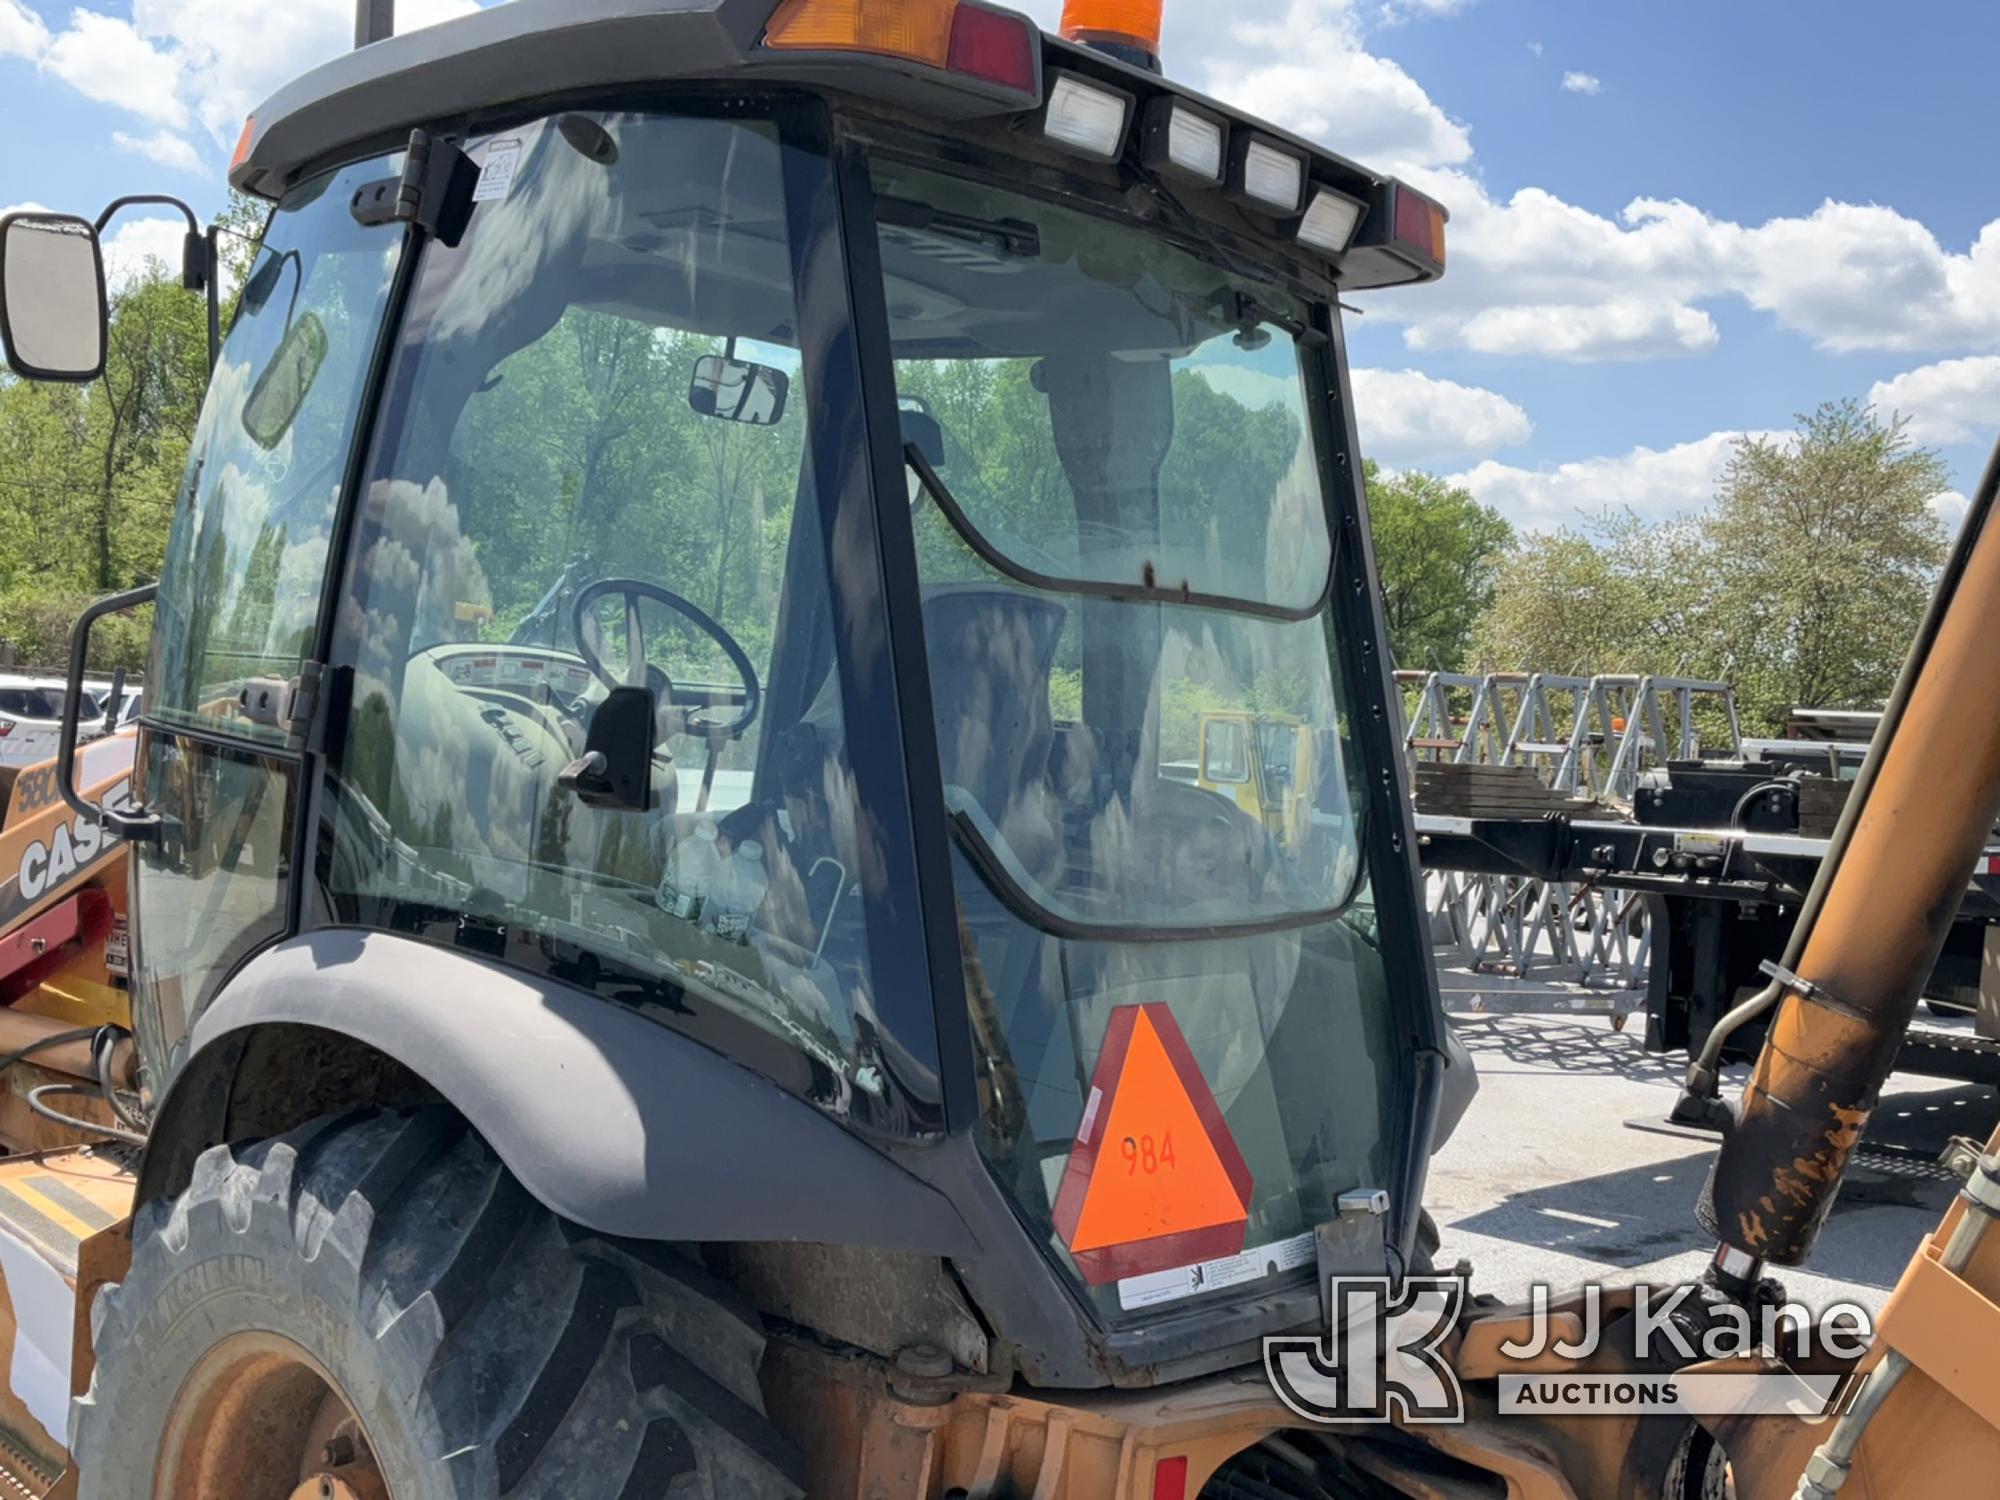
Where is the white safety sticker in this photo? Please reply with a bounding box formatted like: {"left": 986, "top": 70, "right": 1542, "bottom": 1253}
{"left": 1117, "top": 1229, "right": 1315, "bottom": 1311}
{"left": 0, "top": 1232, "right": 72, "bottom": 1445}
{"left": 473, "top": 138, "right": 524, "bottom": 203}
{"left": 1076, "top": 1086, "right": 1102, "bottom": 1145}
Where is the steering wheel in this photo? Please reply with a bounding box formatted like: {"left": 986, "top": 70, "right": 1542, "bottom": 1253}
{"left": 570, "top": 578, "right": 762, "bottom": 740}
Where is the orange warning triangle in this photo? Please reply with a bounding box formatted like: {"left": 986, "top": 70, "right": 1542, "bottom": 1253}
{"left": 1051, "top": 1004, "right": 1253, "bottom": 1285}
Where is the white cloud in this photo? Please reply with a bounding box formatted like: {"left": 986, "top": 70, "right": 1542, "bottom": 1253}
{"left": 1411, "top": 297, "right": 1720, "bottom": 362}
{"left": 1013, "top": 0, "right": 1475, "bottom": 176}
{"left": 1930, "top": 490, "right": 1971, "bottom": 535}
{"left": 1034, "top": 3, "right": 2000, "bottom": 362}
{"left": 1364, "top": 178, "right": 2000, "bottom": 361}
{"left": 1869, "top": 357, "right": 2000, "bottom": 446}
{"left": 1351, "top": 368, "right": 1532, "bottom": 466}
{"left": 1561, "top": 71, "right": 1602, "bottom": 96}
{"left": 30, "top": 0, "right": 480, "bottom": 149}
{"left": 1449, "top": 430, "right": 1772, "bottom": 531}
{"left": 1026, "top": 2, "right": 2000, "bottom": 364}
{"left": 1378, "top": 0, "right": 1478, "bottom": 19}
{"left": 113, "top": 128, "right": 205, "bottom": 174}
{"left": 1526, "top": 40, "right": 1543, "bottom": 57}
{"left": 41, "top": 10, "right": 186, "bottom": 127}
{"left": 0, "top": 0, "right": 47, "bottom": 59}
{"left": 102, "top": 217, "right": 190, "bottom": 287}
{"left": 1213, "top": 2, "right": 1473, "bottom": 173}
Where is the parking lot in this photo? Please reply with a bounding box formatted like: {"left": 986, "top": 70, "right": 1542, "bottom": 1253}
{"left": 1426, "top": 1009, "right": 1996, "bottom": 1316}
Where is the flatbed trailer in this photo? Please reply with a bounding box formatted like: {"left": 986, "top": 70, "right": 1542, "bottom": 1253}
{"left": 1417, "top": 808, "right": 2000, "bottom": 1085}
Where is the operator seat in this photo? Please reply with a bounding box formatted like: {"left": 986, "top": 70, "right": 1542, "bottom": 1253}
{"left": 921, "top": 585, "right": 1070, "bottom": 892}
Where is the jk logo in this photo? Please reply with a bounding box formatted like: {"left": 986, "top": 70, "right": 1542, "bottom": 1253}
{"left": 1264, "top": 1276, "right": 1466, "bottom": 1424}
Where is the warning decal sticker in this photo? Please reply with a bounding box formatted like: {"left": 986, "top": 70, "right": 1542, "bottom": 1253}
{"left": 1051, "top": 1003, "right": 1253, "bottom": 1285}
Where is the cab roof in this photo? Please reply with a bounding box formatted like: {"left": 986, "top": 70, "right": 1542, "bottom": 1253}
{"left": 231, "top": 0, "right": 1444, "bottom": 291}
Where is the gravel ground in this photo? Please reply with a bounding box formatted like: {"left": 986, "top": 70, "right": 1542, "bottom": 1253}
{"left": 1424, "top": 1008, "right": 1998, "bottom": 1317}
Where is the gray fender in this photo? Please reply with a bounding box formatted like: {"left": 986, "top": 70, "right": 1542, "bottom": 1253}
{"left": 168, "top": 929, "right": 977, "bottom": 1257}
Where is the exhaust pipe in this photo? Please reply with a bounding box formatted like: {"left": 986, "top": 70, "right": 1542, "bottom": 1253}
{"left": 356, "top": 0, "right": 393, "bottom": 48}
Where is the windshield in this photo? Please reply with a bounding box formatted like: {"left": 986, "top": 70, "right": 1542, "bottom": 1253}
{"left": 878, "top": 161, "right": 1408, "bottom": 1323}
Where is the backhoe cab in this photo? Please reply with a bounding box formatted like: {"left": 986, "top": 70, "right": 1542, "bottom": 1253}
{"left": 10, "top": 1, "right": 1931, "bottom": 1497}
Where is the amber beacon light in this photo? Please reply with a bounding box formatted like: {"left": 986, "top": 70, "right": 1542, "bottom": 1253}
{"left": 1060, "top": 0, "right": 1163, "bottom": 67}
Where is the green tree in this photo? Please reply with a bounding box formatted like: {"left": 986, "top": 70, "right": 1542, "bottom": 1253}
{"left": 1704, "top": 399, "right": 1948, "bottom": 731}
{"left": 1361, "top": 459, "right": 1512, "bottom": 671}
{"left": 1471, "top": 399, "right": 1949, "bottom": 736}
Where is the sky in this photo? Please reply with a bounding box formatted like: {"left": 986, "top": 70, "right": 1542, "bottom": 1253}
{"left": 3, "top": 0, "right": 1998, "bottom": 534}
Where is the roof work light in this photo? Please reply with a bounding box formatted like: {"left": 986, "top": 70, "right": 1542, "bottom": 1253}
{"left": 1040, "top": 72, "right": 1135, "bottom": 160}
{"left": 1296, "top": 187, "right": 1368, "bottom": 256}
{"left": 1139, "top": 97, "right": 1225, "bottom": 186}
{"left": 1230, "top": 136, "right": 1306, "bottom": 215}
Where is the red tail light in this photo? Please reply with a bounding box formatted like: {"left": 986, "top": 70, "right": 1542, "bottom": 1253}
{"left": 949, "top": 4, "right": 1039, "bottom": 92}
{"left": 1392, "top": 183, "right": 1448, "bottom": 268}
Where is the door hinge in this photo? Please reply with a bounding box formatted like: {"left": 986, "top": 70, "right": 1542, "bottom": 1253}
{"left": 350, "top": 129, "right": 478, "bottom": 246}
{"left": 285, "top": 659, "right": 324, "bottom": 751}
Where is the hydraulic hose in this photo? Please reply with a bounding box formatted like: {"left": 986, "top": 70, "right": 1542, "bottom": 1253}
{"left": 1699, "top": 438, "right": 2000, "bottom": 1266}
{"left": 0, "top": 1025, "right": 148, "bottom": 1146}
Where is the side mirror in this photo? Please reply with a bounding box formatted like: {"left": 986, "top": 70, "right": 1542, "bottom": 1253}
{"left": 689, "top": 354, "right": 789, "bottom": 428}
{"left": 0, "top": 213, "right": 109, "bottom": 383}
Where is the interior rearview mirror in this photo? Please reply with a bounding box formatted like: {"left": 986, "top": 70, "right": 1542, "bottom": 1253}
{"left": 0, "top": 212, "right": 108, "bottom": 383}
{"left": 689, "top": 354, "right": 789, "bottom": 428}
{"left": 242, "top": 312, "right": 329, "bottom": 449}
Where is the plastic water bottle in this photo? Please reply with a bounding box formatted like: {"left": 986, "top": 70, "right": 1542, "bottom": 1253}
{"left": 703, "top": 839, "right": 769, "bottom": 943}
{"left": 657, "top": 819, "right": 722, "bottom": 921}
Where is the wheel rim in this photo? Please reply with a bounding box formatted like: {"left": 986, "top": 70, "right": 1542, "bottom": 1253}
{"left": 156, "top": 1331, "right": 392, "bottom": 1500}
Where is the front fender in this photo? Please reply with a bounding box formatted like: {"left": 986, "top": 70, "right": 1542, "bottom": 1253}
{"left": 143, "top": 929, "right": 976, "bottom": 1257}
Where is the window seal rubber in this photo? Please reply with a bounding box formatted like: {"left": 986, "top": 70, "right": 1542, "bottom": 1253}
{"left": 905, "top": 443, "right": 1333, "bottom": 624}
{"left": 947, "top": 794, "right": 1359, "bottom": 946}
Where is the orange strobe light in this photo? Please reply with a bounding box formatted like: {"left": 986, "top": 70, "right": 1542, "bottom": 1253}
{"left": 1060, "top": 0, "right": 1163, "bottom": 57}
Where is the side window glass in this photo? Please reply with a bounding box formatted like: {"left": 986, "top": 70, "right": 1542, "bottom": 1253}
{"left": 324, "top": 114, "right": 907, "bottom": 1120}
{"left": 130, "top": 735, "right": 295, "bottom": 1062}
{"left": 148, "top": 158, "right": 403, "bottom": 743}
{"left": 1202, "top": 719, "right": 1250, "bottom": 783}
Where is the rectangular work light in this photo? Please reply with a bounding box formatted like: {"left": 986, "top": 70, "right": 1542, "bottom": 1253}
{"left": 1139, "top": 96, "right": 1225, "bottom": 186}
{"left": 1296, "top": 187, "right": 1367, "bottom": 256}
{"left": 1229, "top": 135, "right": 1304, "bottom": 215}
{"left": 1039, "top": 72, "right": 1134, "bottom": 161}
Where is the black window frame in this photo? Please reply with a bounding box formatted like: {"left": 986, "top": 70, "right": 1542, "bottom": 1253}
{"left": 302, "top": 91, "right": 966, "bottom": 1140}
{"left": 841, "top": 123, "right": 1452, "bottom": 1280}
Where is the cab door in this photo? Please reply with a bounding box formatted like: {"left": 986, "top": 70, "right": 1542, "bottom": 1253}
{"left": 121, "top": 156, "right": 409, "bottom": 1087}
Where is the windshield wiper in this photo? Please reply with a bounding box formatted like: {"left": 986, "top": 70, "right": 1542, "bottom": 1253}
{"left": 877, "top": 196, "right": 1041, "bottom": 259}
{"left": 903, "top": 443, "right": 1330, "bottom": 624}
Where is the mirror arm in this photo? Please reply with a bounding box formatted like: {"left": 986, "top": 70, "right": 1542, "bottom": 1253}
{"left": 59, "top": 584, "right": 160, "bottom": 843}
{"left": 95, "top": 195, "right": 222, "bottom": 368}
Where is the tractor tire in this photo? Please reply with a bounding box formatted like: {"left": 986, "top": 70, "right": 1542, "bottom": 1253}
{"left": 72, "top": 1107, "right": 804, "bottom": 1500}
